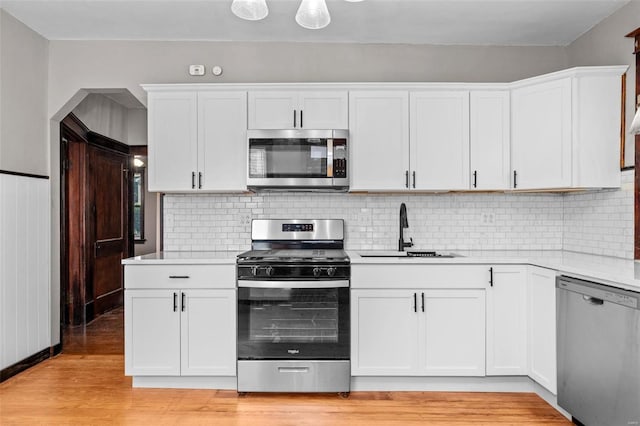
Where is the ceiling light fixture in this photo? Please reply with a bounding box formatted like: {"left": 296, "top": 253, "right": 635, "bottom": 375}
{"left": 231, "top": 0, "right": 269, "bottom": 21}
{"left": 296, "top": 0, "right": 331, "bottom": 30}
{"left": 231, "top": 0, "right": 360, "bottom": 29}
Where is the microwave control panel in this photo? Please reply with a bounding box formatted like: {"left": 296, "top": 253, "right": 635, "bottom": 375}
{"left": 333, "top": 142, "right": 347, "bottom": 178}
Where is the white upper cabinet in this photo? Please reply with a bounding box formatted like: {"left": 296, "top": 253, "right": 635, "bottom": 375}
{"left": 470, "top": 91, "right": 511, "bottom": 190}
{"left": 248, "top": 91, "right": 348, "bottom": 129}
{"left": 148, "top": 91, "right": 198, "bottom": 192}
{"left": 146, "top": 90, "right": 247, "bottom": 192}
{"left": 198, "top": 92, "right": 247, "bottom": 191}
{"left": 511, "top": 78, "right": 572, "bottom": 190}
{"left": 410, "top": 91, "right": 470, "bottom": 190}
{"left": 349, "top": 91, "right": 410, "bottom": 191}
{"left": 511, "top": 67, "right": 625, "bottom": 190}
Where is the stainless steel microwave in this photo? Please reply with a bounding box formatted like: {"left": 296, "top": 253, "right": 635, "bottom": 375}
{"left": 247, "top": 129, "right": 348, "bottom": 192}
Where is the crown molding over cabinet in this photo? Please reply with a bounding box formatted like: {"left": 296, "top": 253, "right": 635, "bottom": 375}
{"left": 143, "top": 66, "right": 627, "bottom": 194}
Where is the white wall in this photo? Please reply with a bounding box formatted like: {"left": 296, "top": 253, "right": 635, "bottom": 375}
{"left": 0, "top": 174, "right": 50, "bottom": 370}
{"left": 0, "top": 9, "right": 48, "bottom": 175}
{"left": 567, "top": 0, "right": 639, "bottom": 167}
{"left": 72, "top": 93, "right": 128, "bottom": 143}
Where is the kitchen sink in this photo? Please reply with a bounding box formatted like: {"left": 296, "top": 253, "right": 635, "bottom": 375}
{"left": 358, "top": 251, "right": 462, "bottom": 258}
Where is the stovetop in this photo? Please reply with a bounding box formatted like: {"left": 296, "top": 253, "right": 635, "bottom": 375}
{"left": 237, "top": 249, "right": 349, "bottom": 264}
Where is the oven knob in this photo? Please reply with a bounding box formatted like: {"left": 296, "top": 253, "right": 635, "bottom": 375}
{"left": 327, "top": 267, "right": 336, "bottom": 277}
{"left": 313, "top": 267, "right": 321, "bottom": 277}
{"left": 251, "top": 266, "right": 259, "bottom": 276}
{"left": 265, "top": 266, "right": 274, "bottom": 277}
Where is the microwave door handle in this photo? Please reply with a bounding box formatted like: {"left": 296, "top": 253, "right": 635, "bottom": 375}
{"left": 327, "top": 138, "right": 334, "bottom": 178}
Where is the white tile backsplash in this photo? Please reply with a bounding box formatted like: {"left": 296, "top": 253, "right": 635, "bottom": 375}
{"left": 562, "top": 170, "right": 634, "bottom": 259}
{"left": 164, "top": 170, "right": 634, "bottom": 258}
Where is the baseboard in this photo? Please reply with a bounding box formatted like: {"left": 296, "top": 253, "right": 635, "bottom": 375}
{"left": 51, "top": 342, "right": 62, "bottom": 357}
{"left": 0, "top": 347, "right": 51, "bottom": 383}
{"left": 132, "top": 376, "right": 237, "bottom": 390}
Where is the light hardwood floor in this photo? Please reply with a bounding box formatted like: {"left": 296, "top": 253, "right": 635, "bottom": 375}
{"left": 0, "top": 308, "right": 570, "bottom": 425}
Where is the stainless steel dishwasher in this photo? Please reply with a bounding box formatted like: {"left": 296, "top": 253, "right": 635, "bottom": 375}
{"left": 557, "top": 276, "right": 640, "bottom": 426}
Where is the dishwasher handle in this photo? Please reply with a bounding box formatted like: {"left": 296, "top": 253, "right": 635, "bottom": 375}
{"left": 583, "top": 295, "right": 604, "bottom": 306}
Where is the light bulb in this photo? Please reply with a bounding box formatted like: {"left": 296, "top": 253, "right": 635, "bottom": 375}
{"left": 296, "top": 0, "right": 331, "bottom": 30}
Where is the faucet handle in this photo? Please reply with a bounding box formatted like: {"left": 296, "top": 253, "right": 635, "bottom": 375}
{"left": 409, "top": 237, "right": 413, "bottom": 247}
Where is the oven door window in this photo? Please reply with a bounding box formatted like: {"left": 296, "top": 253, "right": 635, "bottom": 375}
{"left": 237, "top": 287, "right": 349, "bottom": 360}
{"left": 248, "top": 138, "right": 328, "bottom": 178}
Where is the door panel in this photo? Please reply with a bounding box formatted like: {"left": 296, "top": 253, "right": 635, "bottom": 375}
{"left": 248, "top": 92, "right": 298, "bottom": 129}
{"left": 88, "top": 146, "right": 129, "bottom": 320}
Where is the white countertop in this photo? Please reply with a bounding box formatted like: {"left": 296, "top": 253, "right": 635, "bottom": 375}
{"left": 122, "top": 249, "right": 640, "bottom": 292}
{"left": 349, "top": 250, "right": 640, "bottom": 292}
{"left": 122, "top": 251, "right": 240, "bottom": 265}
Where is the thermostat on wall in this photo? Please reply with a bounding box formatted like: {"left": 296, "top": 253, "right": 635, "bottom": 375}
{"left": 212, "top": 66, "right": 223, "bottom": 76}
{"left": 189, "top": 65, "right": 206, "bottom": 76}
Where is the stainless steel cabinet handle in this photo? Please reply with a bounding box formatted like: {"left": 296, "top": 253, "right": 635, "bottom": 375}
{"left": 181, "top": 292, "right": 186, "bottom": 312}
{"left": 473, "top": 170, "right": 477, "bottom": 188}
{"left": 173, "top": 292, "right": 178, "bottom": 312}
{"left": 405, "top": 170, "right": 409, "bottom": 188}
{"left": 421, "top": 292, "right": 425, "bottom": 312}
{"left": 412, "top": 171, "right": 416, "bottom": 188}
{"left": 293, "top": 110, "right": 297, "bottom": 128}
{"left": 198, "top": 172, "right": 202, "bottom": 189}
{"left": 191, "top": 172, "right": 196, "bottom": 189}
{"left": 513, "top": 170, "right": 517, "bottom": 188}
{"left": 169, "top": 275, "right": 190, "bottom": 279}
{"left": 300, "top": 110, "right": 303, "bottom": 128}
{"left": 489, "top": 267, "right": 494, "bottom": 287}
{"left": 413, "top": 293, "right": 417, "bottom": 313}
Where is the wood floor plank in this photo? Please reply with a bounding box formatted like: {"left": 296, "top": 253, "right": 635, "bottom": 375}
{"left": 0, "top": 307, "right": 570, "bottom": 425}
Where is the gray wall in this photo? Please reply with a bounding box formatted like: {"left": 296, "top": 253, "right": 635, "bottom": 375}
{"left": 72, "top": 93, "right": 128, "bottom": 143}
{"left": 0, "top": 9, "right": 48, "bottom": 175}
{"left": 47, "top": 40, "right": 569, "bottom": 116}
{"left": 566, "top": 0, "right": 639, "bottom": 167}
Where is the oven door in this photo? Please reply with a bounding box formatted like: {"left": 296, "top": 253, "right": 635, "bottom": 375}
{"left": 237, "top": 280, "right": 350, "bottom": 360}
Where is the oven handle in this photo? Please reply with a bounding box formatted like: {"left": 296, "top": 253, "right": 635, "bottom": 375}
{"left": 238, "top": 280, "right": 349, "bottom": 289}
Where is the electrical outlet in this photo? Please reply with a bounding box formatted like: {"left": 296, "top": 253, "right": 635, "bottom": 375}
{"left": 240, "top": 214, "right": 251, "bottom": 226}
{"left": 481, "top": 213, "right": 495, "bottom": 225}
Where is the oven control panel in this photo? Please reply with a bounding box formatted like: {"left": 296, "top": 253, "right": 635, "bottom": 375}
{"left": 282, "top": 223, "right": 314, "bottom": 232}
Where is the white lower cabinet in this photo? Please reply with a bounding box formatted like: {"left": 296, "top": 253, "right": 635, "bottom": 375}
{"left": 125, "top": 288, "right": 236, "bottom": 377}
{"left": 527, "top": 266, "right": 557, "bottom": 394}
{"left": 486, "top": 265, "right": 528, "bottom": 375}
{"left": 351, "top": 289, "right": 485, "bottom": 376}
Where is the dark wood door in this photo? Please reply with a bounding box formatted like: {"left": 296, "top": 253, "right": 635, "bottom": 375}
{"left": 86, "top": 145, "right": 129, "bottom": 321}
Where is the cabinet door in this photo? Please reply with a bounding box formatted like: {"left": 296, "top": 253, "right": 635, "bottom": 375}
{"left": 147, "top": 91, "right": 198, "bottom": 192}
{"left": 198, "top": 92, "right": 247, "bottom": 191}
{"left": 124, "top": 289, "right": 180, "bottom": 376}
{"left": 486, "top": 266, "right": 527, "bottom": 376}
{"left": 247, "top": 91, "right": 298, "bottom": 129}
{"left": 349, "top": 91, "right": 410, "bottom": 191}
{"left": 470, "top": 91, "right": 510, "bottom": 190}
{"left": 420, "top": 289, "right": 485, "bottom": 376}
{"left": 527, "top": 266, "right": 557, "bottom": 394}
{"left": 351, "top": 290, "right": 420, "bottom": 376}
{"left": 298, "top": 91, "right": 348, "bottom": 129}
{"left": 180, "top": 289, "right": 236, "bottom": 376}
{"left": 512, "top": 78, "right": 572, "bottom": 189}
{"left": 410, "top": 91, "right": 469, "bottom": 190}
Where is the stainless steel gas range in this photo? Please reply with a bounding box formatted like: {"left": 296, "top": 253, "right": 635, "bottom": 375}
{"left": 236, "top": 219, "right": 350, "bottom": 393}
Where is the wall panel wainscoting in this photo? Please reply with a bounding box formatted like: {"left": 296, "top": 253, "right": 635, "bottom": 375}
{"left": 0, "top": 171, "right": 51, "bottom": 380}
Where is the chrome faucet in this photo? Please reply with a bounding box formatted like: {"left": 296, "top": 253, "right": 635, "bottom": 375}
{"left": 399, "top": 202, "right": 413, "bottom": 251}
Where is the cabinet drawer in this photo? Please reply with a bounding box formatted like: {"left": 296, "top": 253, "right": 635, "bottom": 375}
{"left": 352, "top": 264, "right": 489, "bottom": 289}
{"left": 125, "top": 265, "right": 235, "bottom": 289}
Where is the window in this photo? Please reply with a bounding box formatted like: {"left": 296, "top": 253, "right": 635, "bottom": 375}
{"left": 133, "top": 156, "right": 145, "bottom": 243}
